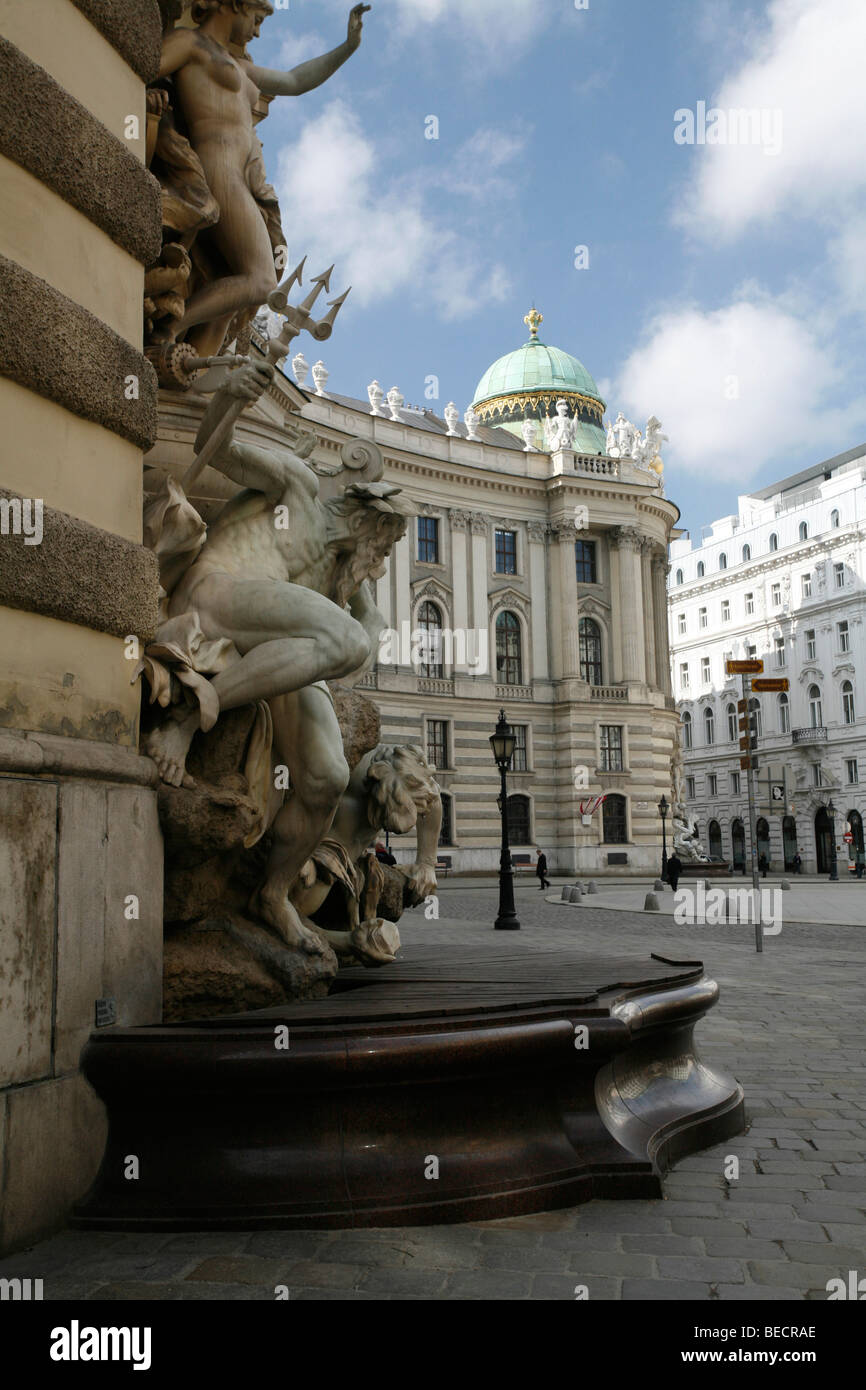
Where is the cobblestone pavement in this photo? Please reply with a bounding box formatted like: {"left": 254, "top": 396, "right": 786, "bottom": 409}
{"left": 3, "top": 883, "right": 864, "bottom": 1301}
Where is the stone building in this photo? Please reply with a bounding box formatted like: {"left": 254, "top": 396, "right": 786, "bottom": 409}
{"left": 668, "top": 444, "right": 866, "bottom": 874}
{"left": 0, "top": 1, "right": 166, "bottom": 1253}
{"left": 159, "top": 307, "right": 680, "bottom": 877}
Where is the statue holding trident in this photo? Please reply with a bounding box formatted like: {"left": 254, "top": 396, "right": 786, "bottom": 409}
{"left": 148, "top": 1, "right": 371, "bottom": 360}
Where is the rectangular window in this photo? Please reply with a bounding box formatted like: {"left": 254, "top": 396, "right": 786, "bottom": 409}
{"left": 495, "top": 529, "right": 517, "bottom": 575}
{"left": 575, "top": 539, "right": 597, "bottom": 584}
{"left": 731, "top": 771, "right": 740, "bottom": 794}
{"left": 512, "top": 724, "right": 528, "bottom": 772}
{"left": 686, "top": 776, "right": 696, "bottom": 800}
{"left": 701, "top": 656, "right": 711, "bottom": 684}
{"left": 721, "top": 600, "right": 730, "bottom": 622}
{"left": 806, "top": 629, "right": 816, "bottom": 660}
{"left": 417, "top": 516, "right": 439, "bottom": 564}
{"left": 774, "top": 637, "right": 786, "bottom": 668}
{"left": 746, "top": 643, "right": 757, "bottom": 659}
{"left": 771, "top": 582, "right": 781, "bottom": 606}
{"left": 838, "top": 620, "right": 850, "bottom": 653}
{"left": 812, "top": 764, "right": 822, "bottom": 788}
{"left": 600, "top": 725, "right": 624, "bottom": 772}
{"left": 847, "top": 758, "right": 859, "bottom": 785}
{"left": 699, "top": 607, "right": 708, "bottom": 629}
{"left": 801, "top": 573, "right": 812, "bottom": 598}
{"left": 834, "top": 562, "right": 845, "bottom": 589}
{"left": 677, "top": 613, "right": 686, "bottom": 635}
{"left": 680, "top": 662, "right": 690, "bottom": 691}
{"left": 745, "top": 593, "right": 754, "bottom": 616}
{"left": 426, "top": 719, "right": 448, "bottom": 769}
{"left": 708, "top": 774, "right": 718, "bottom": 796}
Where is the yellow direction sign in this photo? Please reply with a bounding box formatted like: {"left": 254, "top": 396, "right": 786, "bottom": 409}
{"left": 726, "top": 658, "right": 764, "bottom": 675}
{"left": 751, "top": 677, "right": 790, "bottom": 692}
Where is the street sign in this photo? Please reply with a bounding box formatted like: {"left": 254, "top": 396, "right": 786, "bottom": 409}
{"left": 844, "top": 831, "right": 853, "bottom": 843}
{"left": 726, "top": 658, "right": 764, "bottom": 674}
{"left": 752, "top": 677, "right": 790, "bottom": 692}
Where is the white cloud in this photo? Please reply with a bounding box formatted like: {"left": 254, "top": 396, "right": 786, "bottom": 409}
{"left": 675, "top": 0, "right": 866, "bottom": 240}
{"left": 311, "top": 0, "right": 543, "bottom": 51}
{"left": 614, "top": 297, "right": 840, "bottom": 480}
{"left": 274, "top": 100, "right": 512, "bottom": 320}
{"left": 277, "top": 32, "right": 328, "bottom": 69}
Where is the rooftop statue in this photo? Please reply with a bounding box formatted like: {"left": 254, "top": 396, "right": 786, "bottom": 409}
{"left": 145, "top": 1, "right": 370, "bottom": 367}
{"left": 543, "top": 399, "right": 577, "bottom": 452}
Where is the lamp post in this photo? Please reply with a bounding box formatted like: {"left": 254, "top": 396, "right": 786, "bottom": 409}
{"left": 828, "top": 798, "right": 839, "bottom": 882}
{"left": 489, "top": 709, "right": 520, "bottom": 931}
{"left": 658, "top": 794, "right": 669, "bottom": 883}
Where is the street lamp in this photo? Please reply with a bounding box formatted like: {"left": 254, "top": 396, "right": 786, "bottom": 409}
{"left": 658, "top": 794, "right": 669, "bottom": 883}
{"left": 489, "top": 709, "right": 520, "bottom": 930}
{"left": 827, "top": 798, "right": 839, "bottom": 882}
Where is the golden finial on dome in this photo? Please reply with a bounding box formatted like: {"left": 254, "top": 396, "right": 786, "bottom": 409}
{"left": 524, "top": 306, "right": 543, "bottom": 340}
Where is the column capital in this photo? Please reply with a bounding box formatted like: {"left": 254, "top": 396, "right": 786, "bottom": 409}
{"left": 609, "top": 525, "right": 644, "bottom": 552}
{"left": 549, "top": 519, "right": 577, "bottom": 542}
{"left": 527, "top": 520, "right": 547, "bottom": 544}
{"left": 469, "top": 511, "right": 489, "bottom": 536}
{"left": 448, "top": 509, "right": 472, "bottom": 531}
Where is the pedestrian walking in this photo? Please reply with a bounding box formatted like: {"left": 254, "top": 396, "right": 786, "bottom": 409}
{"left": 856, "top": 848, "right": 865, "bottom": 880}
{"left": 535, "top": 848, "right": 550, "bottom": 890}
{"left": 667, "top": 852, "right": 683, "bottom": 892}
{"left": 759, "top": 852, "right": 768, "bottom": 878}
{"left": 793, "top": 852, "right": 802, "bottom": 875}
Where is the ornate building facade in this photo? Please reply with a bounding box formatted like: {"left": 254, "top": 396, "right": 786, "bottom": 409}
{"left": 668, "top": 444, "right": 866, "bottom": 874}
{"left": 180, "top": 309, "right": 681, "bottom": 876}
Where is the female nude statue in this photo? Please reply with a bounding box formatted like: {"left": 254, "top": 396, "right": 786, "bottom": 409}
{"left": 156, "top": 0, "right": 370, "bottom": 356}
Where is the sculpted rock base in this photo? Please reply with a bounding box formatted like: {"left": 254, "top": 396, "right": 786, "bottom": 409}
{"left": 163, "top": 916, "right": 338, "bottom": 1022}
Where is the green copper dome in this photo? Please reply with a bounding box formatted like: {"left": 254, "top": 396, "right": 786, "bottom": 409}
{"left": 471, "top": 309, "right": 607, "bottom": 454}
{"left": 474, "top": 340, "right": 603, "bottom": 406}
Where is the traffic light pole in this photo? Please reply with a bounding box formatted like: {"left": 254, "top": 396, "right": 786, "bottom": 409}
{"left": 743, "top": 673, "right": 763, "bottom": 953}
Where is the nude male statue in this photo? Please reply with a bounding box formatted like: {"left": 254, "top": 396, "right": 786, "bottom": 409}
{"left": 145, "top": 359, "right": 410, "bottom": 952}
{"left": 156, "top": 0, "right": 371, "bottom": 356}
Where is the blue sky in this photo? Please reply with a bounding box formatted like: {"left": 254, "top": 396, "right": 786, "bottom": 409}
{"left": 249, "top": 0, "right": 866, "bottom": 537}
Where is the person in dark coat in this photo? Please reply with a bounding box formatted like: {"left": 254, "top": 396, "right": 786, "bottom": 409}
{"left": 759, "top": 852, "right": 768, "bottom": 878}
{"left": 667, "top": 853, "right": 683, "bottom": 892}
{"left": 793, "top": 852, "right": 802, "bottom": 875}
{"left": 535, "top": 848, "right": 550, "bottom": 890}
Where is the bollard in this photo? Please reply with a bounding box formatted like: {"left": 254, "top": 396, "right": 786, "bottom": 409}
{"left": 644, "top": 892, "right": 660, "bottom": 912}
{"left": 586, "top": 880, "right": 598, "bottom": 894}
{"left": 567, "top": 886, "right": 582, "bottom": 903}
{"left": 780, "top": 879, "right": 791, "bottom": 891}
{"left": 653, "top": 878, "right": 666, "bottom": 892}
{"left": 561, "top": 885, "right": 571, "bottom": 902}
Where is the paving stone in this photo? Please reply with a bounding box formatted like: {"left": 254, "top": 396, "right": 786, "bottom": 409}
{"left": 781, "top": 1242, "right": 866, "bottom": 1266}
{"left": 185, "top": 1256, "right": 288, "bottom": 1286}
{"left": 656, "top": 1256, "right": 745, "bottom": 1283}
{"left": 86, "top": 1282, "right": 183, "bottom": 1301}
{"left": 745, "top": 1221, "right": 829, "bottom": 1242}
{"left": 748, "top": 1261, "right": 845, "bottom": 1291}
{"left": 669, "top": 1218, "right": 749, "bottom": 1238}
{"left": 359, "top": 1268, "right": 450, "bottom": 1296}
{"left": 242, "top": 1231, "right": 337, "bottom": 1260}
{"left": 622, "top": 1278, "right": 712, "bottom": 1300}
{"left": 283, "top": 1261, "right": 366, "bottom": 1289}
{"left": 531, "top": 1273, "right": 621, "bottom": 1301}
{"left": 440, "top": 1270, "right": 531, "bottom": 1300}
{"left": 702, "top": 1238, "right": 784, "bottom": 1260}
{"left": 479, "top": 1244, "right": 569, "bottom": 1273}
{"left": 621, "top": 1235, "right": 705, "bottom": 1256}
{"left": 714, "top": 1284, "right": 805, "bottom": 1301}
{"left": 568, "top": 1250, "right": 655, "bottom": 1278}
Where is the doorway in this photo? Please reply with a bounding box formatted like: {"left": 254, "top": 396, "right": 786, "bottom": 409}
{"left": 756, "top": 816, "right": 771, "bottom": 870}
{"left": 814, "top": 807, "right": 833, "bottom": 874}
{"left": 782, "top": 815, "right": 798, "bottom": 870}
{"left": 732, "top": 819, "right": 745, "bottom": 873}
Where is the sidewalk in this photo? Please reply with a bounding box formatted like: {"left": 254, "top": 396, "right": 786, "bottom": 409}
{"left": 545, "top": 880, "right": 866, "bottom": 927}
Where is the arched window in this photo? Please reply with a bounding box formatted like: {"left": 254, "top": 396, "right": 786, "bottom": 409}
{"left": 602, "top": 794, "right": 628, "bottom": 844}
{"left": 439, "top": 794, "right": 453, "bottom": 846}
{"left": 749, "top": 697, "right": 763, "bottom": 739}
{"left": 704, "top": 707, "right": 715, "bottom": 745}
{"left": 799, "top": 521, "right": 808, "bottom": 541}
{"left": 842, "top": 680, "right": 855, "bottom": 725}
{"left": 675, "top": 568, "right": 684, "bottom": 586}
{"left": 769, "top": 532, "right": 779, "bottom": 552}
{"left": 719, "top": 552, "right": 727, "bottom": 570}
{"left": 731, "top": 819, "right": 746, "bottom": 871}
{"left": 727, "top": 703, "right": 737, "bottom": 741}
{"left": 697, "top": 561, "right": 705, "bottom": 578}
{"left": 809, "top": 684, "right": 823, "bottom": 728}
{"left": 778, "top": 692, "right": 790, "bottom": 734}
{"left": 682, "top": 711, "right": 692, "bottom": 749}
{"left": 708, "top": 820, "right": 723, "bottom": 860}
{"left": 417, "top": 601, "right": 443, "bottom": 677}
{"left": 506, "top": 794, "right": 531, "bottom": 845}
{"left": 742, "top": 544, "right": 751, "bottom": 562}
{"left": 579, "top": 618, "right": 602, "bottom": 686}
{"left": 495, "top": 611, "right": 523, "bottom": 686}
{"left": 831, "top": 509, "right": 840, "bottom": 529}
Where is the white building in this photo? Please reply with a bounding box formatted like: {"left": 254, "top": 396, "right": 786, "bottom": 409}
{"left": 668, "top": 444, "right": 866, "bottom": 874}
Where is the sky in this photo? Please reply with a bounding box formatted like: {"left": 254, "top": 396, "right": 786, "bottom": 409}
{"left": 248, "top": 0, "right": 866, "bottom": 538}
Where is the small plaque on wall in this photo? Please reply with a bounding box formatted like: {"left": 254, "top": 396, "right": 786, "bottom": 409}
{"left": 95, "top": 998, "right": 117, "bottom": 1028}
{"left": 606, "top": 852, "right": 628, "bottom": 866}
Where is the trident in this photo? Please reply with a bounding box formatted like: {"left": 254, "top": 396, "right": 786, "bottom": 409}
{"left": 181, "top": 262, "right": 351, "bottom": 492}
